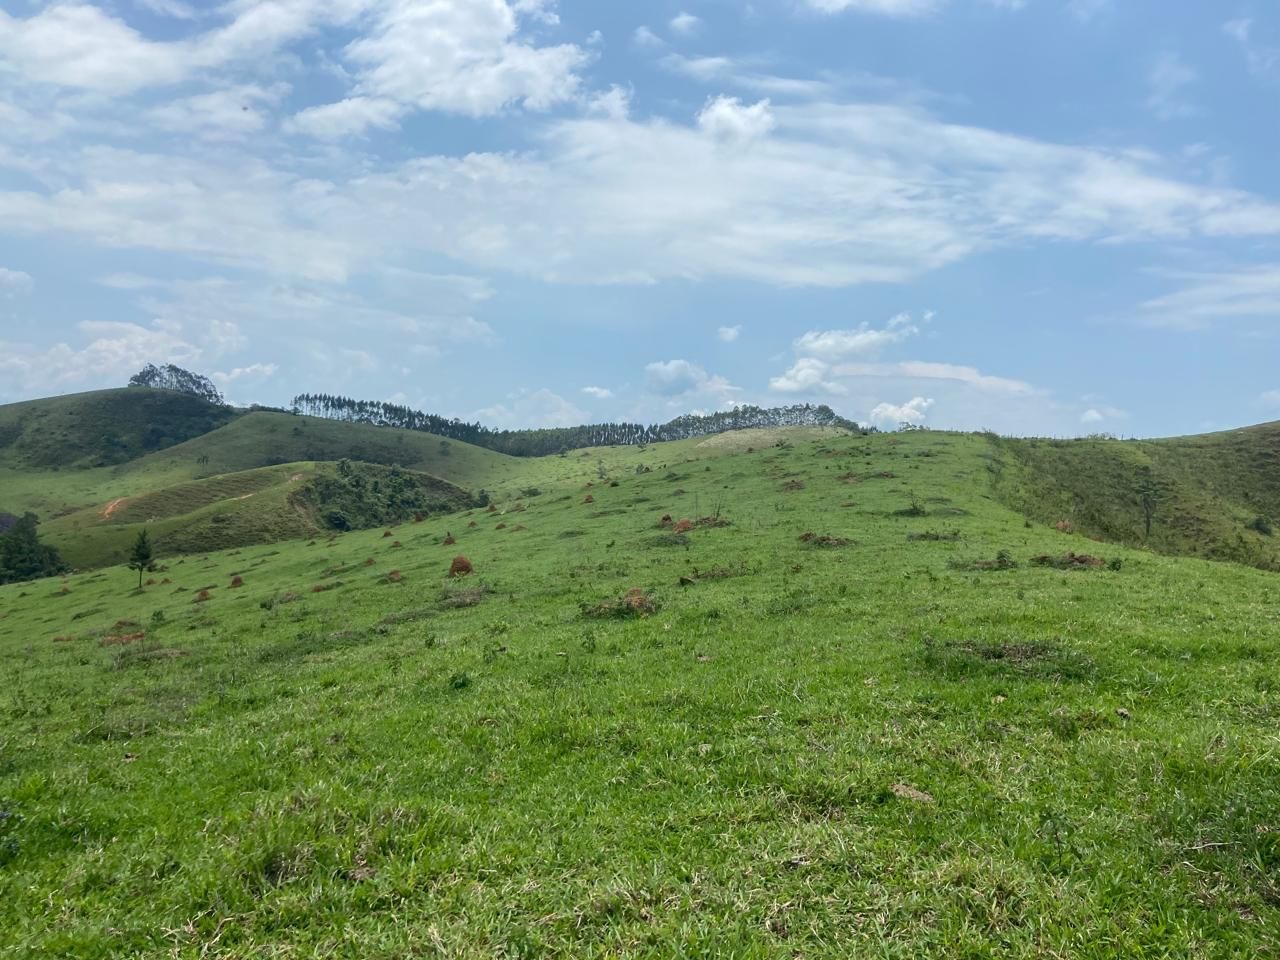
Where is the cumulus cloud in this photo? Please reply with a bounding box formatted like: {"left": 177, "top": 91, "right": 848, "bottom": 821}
{"left": 793, "top": 313, "right": 919, "bottom": 360}
{"left": 717, "top": 325, "right": 741, "bottom": 343}
{"left": 476, "top": 387, "right": 586, "bottom": 428}
{"left": 632, "top": 25, "right": 663, "bottom": 48}
{"left": 212, "top": 362, "right": 279, "bottom": 384}
{"left": 644, "top": 359, "right": 737, "bottom": 399}
{"left": 869, "top": 396, "right": 934, "bottom": 428}
{"left": 0, "top": 267, "right": 34, "bottom": 297}
{"left": 769, "top": 357, "right": 846, "bottom": 395}
{"left": 314, "top": 0, "right": 587, "bottom": 128}
{"left": 696, "top": 96, "right": 776, "bottom": 140}
{"left": 669, "top": 12, "right": 702, "bottom": 35}
{"left": 0, "top": 319, "right": 214, "bottom": 398}
{"left": 581, "top": 385, "right": 613, "bottom": 399}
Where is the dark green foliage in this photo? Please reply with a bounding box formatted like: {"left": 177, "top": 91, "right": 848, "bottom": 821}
{"left": 0, "top": 388, "right": 235, "bottom": 470}
{"left": 292, "top": 463, "right": 480, "bottom": 531}
{"left": 128, "top": 530, "right": 153, "bottom": 589}
{"left": 0, "top": 514, "right": 69, "bottom": 584}
{"left": 1248, "top": 515, "right": 1273, "bottom": 537}
{"left": 128, "top": 364, "right": 225, "bottom": 406}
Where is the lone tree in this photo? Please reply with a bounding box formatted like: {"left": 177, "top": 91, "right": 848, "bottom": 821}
{"left": 128, "top": 529, "right": 153, "bottom": 589}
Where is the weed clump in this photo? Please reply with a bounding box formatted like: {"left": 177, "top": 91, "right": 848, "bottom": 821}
{"left": 798, "top": 532, "right": 852, "bottom": 548}
{"left": 951, "top": 550, "right": 1018, "bottom": 571}
{"left": 907, "top": 530, "right": 961, "bottom": 542}
{"left": 449, "top": 556, "right": 474, "bottom": 578}
{"left": 230, "top": 575, "right": 244, "bottom": 588}
{"left": 194, "top": 589, "right": 212, "bottom": 602}
{"left": 1029, "top": 552, "right": 1105, "bottom": 569}
{"left": 584, "top": 588, "right": 658, "bottom": 619}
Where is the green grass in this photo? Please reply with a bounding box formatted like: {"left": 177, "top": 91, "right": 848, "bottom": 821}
{"left": 0, "top": 388, "right": 235, "bottom": 472}
{"left": 995, "top": 423, "right": 1280, "bottom": 571}
{"left": 2, "top": 429, "right": 1278, "bottom": 957}
{"left": 36, "top": 461, "right": 479, "bottom": 570}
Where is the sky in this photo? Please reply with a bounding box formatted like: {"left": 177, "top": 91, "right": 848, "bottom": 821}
{"left": 1, "top": 0, "right": 1279, "bottom": 437}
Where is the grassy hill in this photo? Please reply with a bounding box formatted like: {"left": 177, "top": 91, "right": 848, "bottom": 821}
{"left": 993, "top": 422, "right": 1280, "bottom": 570}
{"left": 0, "top": 388, "right": 236, "bottom": 471}
{"left": 0, "top": 428, "right": 1277, "bottom": 957}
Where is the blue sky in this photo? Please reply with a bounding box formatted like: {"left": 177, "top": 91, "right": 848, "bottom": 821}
{"left": 1, "top": 0, "right": 1279, "bottom": 436}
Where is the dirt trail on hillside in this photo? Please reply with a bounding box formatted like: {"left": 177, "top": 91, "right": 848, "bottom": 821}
{"left": 100, "top": 497, "right": 128, "bottom": 520}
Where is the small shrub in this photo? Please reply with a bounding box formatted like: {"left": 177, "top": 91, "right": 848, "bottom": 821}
{"left": 584, "top": 588, "right": 658, "bottom": 619}
{"left": 449, "top": 556, "right": 474, "bottom": 577}
{"left": 194, "top": 589, "right": 212, "bottom": 602}
{"left": 230, "top": 575, "right": 244, "bottom": 588}
{"left": 1248, "top": 515, "right": 1274, "bottom": 537}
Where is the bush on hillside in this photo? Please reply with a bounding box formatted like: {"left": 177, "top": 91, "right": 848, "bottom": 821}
{"left": 0, "top": 514, "right": 70, "bottom": 584}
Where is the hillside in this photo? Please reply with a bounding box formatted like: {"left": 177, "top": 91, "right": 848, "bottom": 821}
{"left": 1, "top": 428, "right": 1276, "bottom": 957}
{"left": 38, "top": 461, "right": 480, "bottom": 570}
{"left": 993, "top": 422, "right": 1280, "bottom": 570}
{"left": 0, "top": 387, "right": 236, "bottom": 471}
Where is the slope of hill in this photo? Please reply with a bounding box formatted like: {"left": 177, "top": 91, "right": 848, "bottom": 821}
{"left": 1, "top": 428, "right": 1275, "bottom": 956}
{"left": 0, "top": 388, "right": 236, "bottom": 470}
{"left": 993, "top": 423, "right": 1280, "bottom": 570}
{"left": 39, "top": 461, "right": 480, "bottom": 569}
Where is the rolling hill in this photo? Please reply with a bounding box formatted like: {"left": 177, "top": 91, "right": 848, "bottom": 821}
{"left": 1, "top": 425, "right": 1276, "bottom": 956}
{"left": 993, "top": 422, "right": 1280, "bottom": 570}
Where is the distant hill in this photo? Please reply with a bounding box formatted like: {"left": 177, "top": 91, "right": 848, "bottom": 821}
{"left": 40, "top": 460, "right": 480, "bottom": 569}
{"left": 0, "top": 387, "right": 237, "bottom": 470}
{"left": 992, "top": 422, "right": 1280, "bottom": 570}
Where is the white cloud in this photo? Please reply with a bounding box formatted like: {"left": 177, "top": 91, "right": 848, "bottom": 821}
{"left": 318, "top": 0, "right": 587, "bottom": 127}
{"left": 834, "top": 360, "right": 1034, "bottom": 394}
{"left": 1146, "top": 52, "right": 1198, "bottom": 120}
{"left": 793, "top": 313, "right": 919, "bottom": 360}
{"left": 644, "top": 359, "right": 736, "bottom": 398}
{"left": 769, "top": 357, "right": 846, "bottom": 395}
{"left": 7, "top": 94, "right": 1280, "bottom": 293}
{"left": 696, "top": 96, "right": 776, "bottom": 140}
{"left": 476, "top": 387, "right": 586, "bottom": 428}
{"left": 1080, "top": 408, "right": 1104, "bottom": 424}
{"left": 212, "top": 362, "right": 279, "bottom": 384}
{"left": 134, "top": 0, "right": 197, "bottom": 19}
{"left": 0, "top": 319, "right": 218, "bottom": 397}
{"left": 669, "top": 12, "right": 701, "bottom": 35}
{"left": 0, "top": 267, "right": 34, "bottom": 297}
{"left": 805, "top": 0, "right": 1025, "bottom": 15}
{"left": 660, "top": 53, "right": 833, "bottom": 99}
{"left": 284, "top": 96, "right": 405, "bottom": 139}
{"left": 146, "top": 84, "right": 288, "bottom": 140}
{"left": 717, "top": 325, "right": 741, "bottom": 343}
{"left": 806, "top": 0, "right": 941, "bottom": 16}
{"left": 633, "top": 25, "right": 664, "bottom": 48}
{"left": 0, "top": 0, "right": 356, "bottom": 96}
{"left": 1139, "top": 265, "right": 1280, "bottom": 329}
{"left": 581, "top": 385, "right": 613, "bottom": 399}
{"left": 587, "top": 86, "right": 632, "bottom": 121}
{"left": 869, "top": 396, "right": 934, "bottom": 428}
{"left": 1224, "top": 19, "right": 1279, "bottom": 79}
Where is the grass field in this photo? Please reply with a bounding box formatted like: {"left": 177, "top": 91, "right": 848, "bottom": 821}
{"left": 2, "top": 428, "right": 1278, "bottom": 957}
